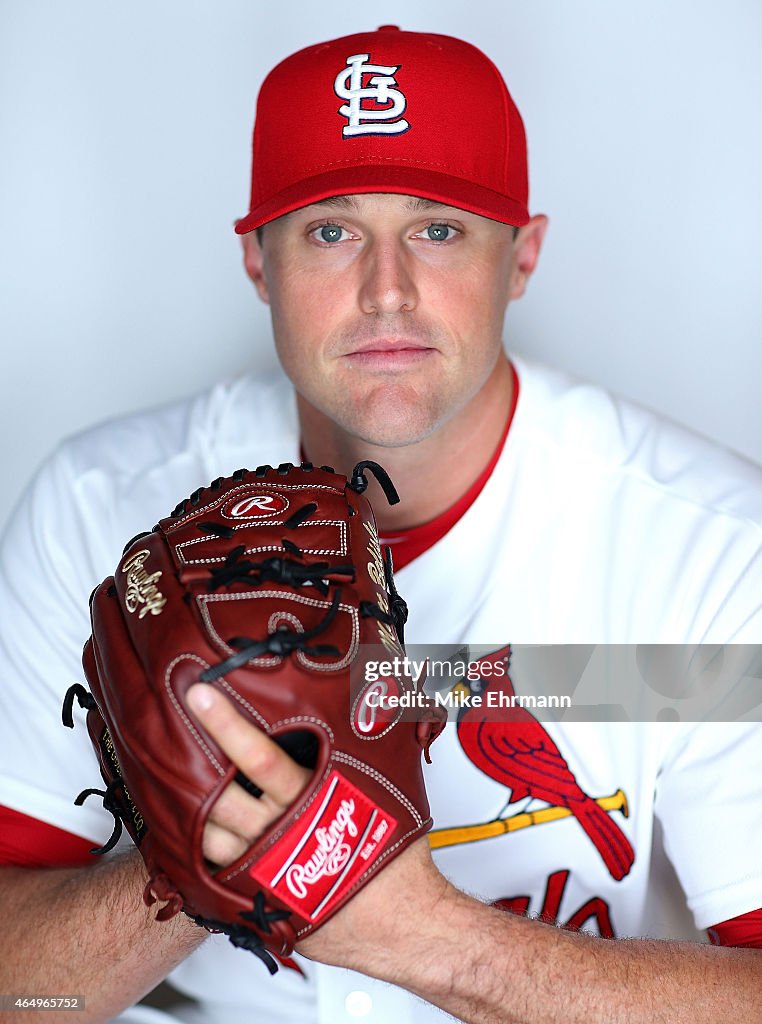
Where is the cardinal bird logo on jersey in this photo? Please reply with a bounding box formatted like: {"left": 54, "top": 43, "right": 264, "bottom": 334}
{"left": 450, "top": 646, "right": 635, "bottom": 881}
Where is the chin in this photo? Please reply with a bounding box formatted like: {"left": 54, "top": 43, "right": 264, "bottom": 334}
{"left": 342, "top": 411, "right": 443, "bottom": 449}
{"left": 338, "top": 383, "right": 450, "bottom": 444}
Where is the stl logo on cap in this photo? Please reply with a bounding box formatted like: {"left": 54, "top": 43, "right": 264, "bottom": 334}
{"left": 334, "top": 52, "right": 410, "bottom": 138}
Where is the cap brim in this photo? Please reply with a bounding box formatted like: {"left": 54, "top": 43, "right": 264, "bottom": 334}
{"left": 234, "top": 164, "right": 530, "bottom": 233}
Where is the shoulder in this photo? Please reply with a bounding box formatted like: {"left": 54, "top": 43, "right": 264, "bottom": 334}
{"left": 510, "top": 355, "right": 762, "bottom": 528}
{"left": 2, "top": 367, "right": 298, "bottom": 584}
{"left": 59, "top": 367, "right": 296, "bottom": 484}
{"left": 492, "top": 357, "right": 762, "bottom": 640}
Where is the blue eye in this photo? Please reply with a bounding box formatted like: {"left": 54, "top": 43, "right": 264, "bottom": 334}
{"left": 318, "top": 224, "right": 344, "bottom": 243}
{"left": 425, "top": 223, "right": 454, "bottom": 241}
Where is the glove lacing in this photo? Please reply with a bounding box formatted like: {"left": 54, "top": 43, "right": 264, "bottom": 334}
{"left": 199, "top": 590, "right": 343, "bottom": 682}
{"left": 206, "top": 546, "right": 355, "bottom": 597}
{"left": 61, "top": 682, "right": 96, "bottom": 728}
{"left": 192, "top": 891, "right": 292, "bottom": 975}
{"left": 73, "top": 780, "right": 125, "bottom": 854}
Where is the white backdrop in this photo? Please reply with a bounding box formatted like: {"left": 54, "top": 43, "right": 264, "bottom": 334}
{"left": 1, "top": 0, "right": 761, "bottom": 532}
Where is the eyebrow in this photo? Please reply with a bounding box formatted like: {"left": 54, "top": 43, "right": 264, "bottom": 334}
{"left": 404, "top": 197, "right": 450, "bottom": 212}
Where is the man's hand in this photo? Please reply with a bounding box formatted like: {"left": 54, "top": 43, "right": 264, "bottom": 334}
{"left": 186, "top": 682, "right": 450, "bottom": 969}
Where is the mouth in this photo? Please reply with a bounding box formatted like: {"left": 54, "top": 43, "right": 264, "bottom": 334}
{"left": 348, "top": 337, "right": 434, "bottom": 353}
{"left": 342, "top": 338, "right": 437, "bottom": 367}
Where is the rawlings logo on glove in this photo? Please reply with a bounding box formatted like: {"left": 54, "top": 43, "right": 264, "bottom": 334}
{"left": 63, "top": 461, "right": 445, "bottom": 973}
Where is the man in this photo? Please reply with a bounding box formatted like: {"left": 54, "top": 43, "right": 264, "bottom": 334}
{"left": 1, "top": 25, "right": 761, "bottom": 1024}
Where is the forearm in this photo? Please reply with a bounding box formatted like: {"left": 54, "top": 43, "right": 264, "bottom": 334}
{"left": 341, "top": 879, "right": 762, "bottom": 1024}
{"left": 0, "top": 851, "right": 205, "bottom": 1023}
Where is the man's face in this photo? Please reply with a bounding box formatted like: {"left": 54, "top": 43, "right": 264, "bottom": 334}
{"left": 245, "top": 193, "right": 524, "bottom": 448}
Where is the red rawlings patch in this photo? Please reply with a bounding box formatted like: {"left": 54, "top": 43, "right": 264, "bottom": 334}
{"left": 250, "top": 770, "right": 397, "bottom": 922}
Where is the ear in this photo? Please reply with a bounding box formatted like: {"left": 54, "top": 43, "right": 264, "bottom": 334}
{"left": 507, "top": 215, "right": 549, "bottom": 302}
{"left": 239, "top": 228, "right": 270, "bottom": 304}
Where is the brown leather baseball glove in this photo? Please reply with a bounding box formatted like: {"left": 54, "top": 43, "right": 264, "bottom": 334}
{"left": 63, "top": 461, "right": 445, "bottom": 972}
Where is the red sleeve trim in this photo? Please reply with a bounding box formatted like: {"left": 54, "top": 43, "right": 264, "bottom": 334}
{"left": 707, "top": 908, "right": 762, "bottom": 949}
{"left": 0, "top": 805, "right": 95, "bottom": 868}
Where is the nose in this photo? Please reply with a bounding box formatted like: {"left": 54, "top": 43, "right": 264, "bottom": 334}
{"left": 358, "top": 239, "right": 418, "bottom": 314}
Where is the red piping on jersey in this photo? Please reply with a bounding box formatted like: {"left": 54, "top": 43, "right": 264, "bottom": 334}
{"left": 0, "top": 805, "right": 95, "bottom": 867}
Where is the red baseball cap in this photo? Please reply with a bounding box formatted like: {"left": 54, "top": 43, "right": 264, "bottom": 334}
{"left": 235, "top": 25, "right": 529, "bottom": 233}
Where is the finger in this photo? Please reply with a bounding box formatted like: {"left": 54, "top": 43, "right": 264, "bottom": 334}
{"left": 205, "top": 777, "right": 305, "bottom": 869}
{"left": 202, "top": 818, "right": 249, "bottom": 867}
{"left": 207, "top": 777, "right": 271, "bottom": 837}
{"left": 187, "top": 683, "right": 311, "bottom": 805}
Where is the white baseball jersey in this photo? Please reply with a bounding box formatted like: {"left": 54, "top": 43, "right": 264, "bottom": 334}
{"left": 1, "top": 356, "right": 760, "bottom": 1024}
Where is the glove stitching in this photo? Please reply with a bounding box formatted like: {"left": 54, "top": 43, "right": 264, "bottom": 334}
{"left": 215, "top": 679, "right": 315, "bottom": 736}
{"left": 180, "top": 541, "right": 346, "bottom": 566}
{"left": 167, "top": 482, "right": 343, "bottom": 531}
{"left": 165, "top": 653, "right": 226, "bottom": 775}
{"left": 349, "top": 711, "right": 402, "bottom": 742}
{"left": 271, "top": 714, "right": 335, "bottom": 743}
{"left": 267, "top": 610, "right": 359, "bottom": 674}
{"left": 198, "top": 591, "right": 358, "bottom": 672}
{"left": 178, "top": 539, "right": 283, "bottom": 564}
{"left": 332, "top": 751, "right": 423, "bottom": 824}
{"left": 349, "top": 675, "right": 408, "bottom": 742}
{"left": 177, "top": 519, "right": 348, "bottom": 565}
{"left": 166, "top": 482, "right": 280, "bottom": 529}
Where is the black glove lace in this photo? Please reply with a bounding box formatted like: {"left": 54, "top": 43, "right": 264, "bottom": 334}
{"left": 61, "top": 683, "right": 96, "bottom": 728}
{"left": 199, "top": 590, "right": 342, "bottom": 682}
{"left": 348, "top": 460, "right": 400, "bottom": 505}
{"left": 73, "top": 779, "right": 125, "bottom": 854}
{"left": 193, "top": 890, "right": 292, "bottom": 976}
{"left": 206, "top": 546, "right": 355, "bottom": 596}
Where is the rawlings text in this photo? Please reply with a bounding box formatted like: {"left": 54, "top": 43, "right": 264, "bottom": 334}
{"left": 364, "top": 522, "right": 403, "bottom": 656}
{"left": 285, "top": 798, "right": 357, "bottom": 899}
{"left": 121, "top": 549, "right": 167, "bottom": 618}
